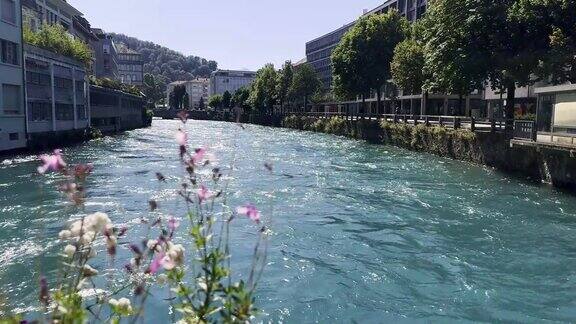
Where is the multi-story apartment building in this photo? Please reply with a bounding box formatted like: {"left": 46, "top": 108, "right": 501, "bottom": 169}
{"left": 306, "top": 0, "right": 428, "bottom": 92}
{"left": 167, "top": 78, "right": 210, "bottom": 110}
{"left": 24, "top": 44, "right": 89, "bottom": 141}
{"left": 117, "top": 47, "right": 143, "bottom": 86}
{"left": 209, "top": 70, "right": 256, "bottom": 97}
{"left": 0, "top": 0, "right": 27, "bottom": 151}
{"left": 21, "top": 0, "right": 82, "bottom": 33}
{"left": 91, "top": 28, "right": 119, "bottom": 80}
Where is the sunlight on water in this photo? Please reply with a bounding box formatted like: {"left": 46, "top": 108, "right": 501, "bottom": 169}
{"left": 1, "top": 119, "right": 576, "bottom": 322}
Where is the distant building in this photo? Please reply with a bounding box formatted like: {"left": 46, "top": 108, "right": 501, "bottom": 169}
{"left": 90, "top": 85, "right": 145, "bottom": 133}
{"left": 24, "top": 44, "right": 89, "bottom": 140}
{"left": 209, "top": 70, "right": 256, "bottom": 96}
{"left": 117, "top": 47, "right": 144, "bottom": 86}
{"left": 91, "top": 28, "right": 119, "bottom": 80}
{"left": 0, "top": 0, "right": 26, "bottom": 150}
{"left": 167, "top": 78, "right": 210, "bottom": 110}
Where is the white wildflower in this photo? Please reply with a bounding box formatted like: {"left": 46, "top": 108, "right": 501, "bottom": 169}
{"left": 63, "top": 244, "right": 76, "bottom": 258}
{"left": 58, "top": 230, "right": 72, "bottom": 241}
{"left": 82, "top": 264, "right": 98, "bottom": 277}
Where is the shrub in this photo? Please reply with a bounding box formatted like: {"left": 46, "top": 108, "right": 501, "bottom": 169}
{"left": 24, "top": 24, "right": 92, "bottom": 66}
{"left": 324, "top": 116, "right": 347, "bottom": 136}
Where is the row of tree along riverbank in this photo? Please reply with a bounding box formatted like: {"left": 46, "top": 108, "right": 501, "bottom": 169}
{"left": 184, "top": 112, "right": 576, "bottom": 192}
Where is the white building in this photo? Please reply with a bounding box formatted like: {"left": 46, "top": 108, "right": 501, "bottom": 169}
{"left": 209, "top": 70, "right": 256, "bottom": 96}
{"left": 21, "top": 0, "right": 83, "bottom": 34}
{"left": 0, "top": 0, "right": 27, "bottom": 151}
{"left": 167, "top": 78, "right": 210, "bottom": 110}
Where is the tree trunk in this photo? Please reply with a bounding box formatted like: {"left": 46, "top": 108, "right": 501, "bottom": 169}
{"left": 505, "top": 83, "right": 516, "bottom": 130}
{"left": 362, "top": 94, "right": 366, "bottom": 119}
{"left": 376, "top": 88, "right": 382, "bottom": 115}
{"left": 304, "top": 95, "right": 308, "bottom": 113}
{"left": 458, "top": 93, "right": 464, "bottom": 116}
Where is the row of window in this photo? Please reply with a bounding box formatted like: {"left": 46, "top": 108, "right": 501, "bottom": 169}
{"left": 118, "top": 63, "right": 143, "bottom": 72}
{"left": 27, "top": 102, "right": 88, "bottom": 121}
{"left": 2, "top": 83, "right": 21, "bottom": 115}
{"left": 1, "top": 0, "right": 16, "bottom": 24}
{"left": 1, "top": 38, "right": 19, "bottom": 66}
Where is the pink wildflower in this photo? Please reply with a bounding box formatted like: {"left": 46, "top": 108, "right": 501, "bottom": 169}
{"left": 175, "top": 129, "right": 187, "bottom": 147}
{"left": 197, "top": 185, "right": 213, "bottom": 203}
{"left": 74, "top": 164, "right": 93, "bottom": 178}
{"left": 191, "top": 147, "right": 206, "bottom": 165}
{"left": 236, "top": 204, "right": 261, "bottom": 223}
{"left": 148, "top": 252, "right": 164, "bottom": 274}
{"left": 37, "top": 149, "right": 66, "bottom": 174}
{"left": 168, "top": 216, "right": 180, "bottom": 232}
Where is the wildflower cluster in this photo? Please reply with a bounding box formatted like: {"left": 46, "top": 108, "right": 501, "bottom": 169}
{"left": 3, "top": 110, "right": 270, "bottom": 323}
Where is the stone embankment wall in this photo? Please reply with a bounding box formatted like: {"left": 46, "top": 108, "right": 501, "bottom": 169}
{"left": 276, "top": 115, "right": 576, "bottom": 191}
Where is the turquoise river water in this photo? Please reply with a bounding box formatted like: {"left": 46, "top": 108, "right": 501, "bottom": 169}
{"left": 1, "top": 119, "right": 576, "bottom": 323}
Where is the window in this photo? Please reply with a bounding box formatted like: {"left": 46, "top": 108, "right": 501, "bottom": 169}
{"left": 76, "top": 104, "right": 87, "bottom": 120}
{"left": 28, "top": 101, "right": 52, "bottom": 121}
{"left": 2, "top": 84, "right": 20, "bottom": 114}
{"left": 103, "top": 44, "right": 110, "bottom": 54}
{"left": 55, "top": 103, "right": 74, "bottom": 120}
{"left": 1, "top": 39, "right": 19, "bottom": 65}
{"left": 1, "top": 0, "right": 16, "bottom": 24}
{"left": 9, "top": 132, "right": 18, "bottom": 141}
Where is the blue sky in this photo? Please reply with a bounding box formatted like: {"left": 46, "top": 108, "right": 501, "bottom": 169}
{"left": 69, "top": 0, "right": 384, "bottom": 71}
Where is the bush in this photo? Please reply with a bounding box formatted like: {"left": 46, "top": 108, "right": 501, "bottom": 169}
{"left": 324, "top": 116, "right": 347, "bottom": 136}
{"left": 24, "top": 24, "right": 92, "bottom": 66}
{"left": 89, "top": 76, "right": 142, "bottom": 97}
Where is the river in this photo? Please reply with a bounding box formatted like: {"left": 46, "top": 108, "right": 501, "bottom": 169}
{"left": 1, "top": 119, "right": 576, "bottom": 323}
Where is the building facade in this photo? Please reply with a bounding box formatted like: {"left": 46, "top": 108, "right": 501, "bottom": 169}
{"left": 0, "top": 0, "right": 27, "bottom": 151}
{"left": 209, "top": 70, "right": 256, "bottom": 96}
{"left": 91, "top": 28, "right": 119, "bottom": 80}
{"left": 21, "top": 0, "right": 83, "bottom": 33}
{"left": 117, "top": 48, "right": 143, "bottom": 86}
{"left": 90, "top": 85, "right": 146, "bottom": 133}
{"left": 24, "top": 44, "right": 89, "bottom": 140}
{"left": 167, "top": 78, "right": 210, "bottom": 110}
{"left": 306, "top": 0, "right": 427, "bottom": 91}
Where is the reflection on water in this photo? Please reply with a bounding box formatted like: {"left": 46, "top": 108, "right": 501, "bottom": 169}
{"left": 1, "top": 119, "right": 576, "bottom": 322}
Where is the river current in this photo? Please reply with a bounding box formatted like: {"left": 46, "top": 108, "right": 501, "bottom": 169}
{"left": 1, "top": 119, "right": 576, "bottom": 323}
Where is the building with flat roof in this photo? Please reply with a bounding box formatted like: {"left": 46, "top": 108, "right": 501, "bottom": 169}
{"left": 91, "top": 28, "right": 119, "bottom": 80}
{"left": 209, "top": 70, "right": 256, "bottom": 96}
{"left": 21, "top": 0, "right": 83, "bottom": 33}
{"left": 167, "top": 78, "right": 210, "bottom": 110}
{"left": 306, "top": 0, "right": 427, "bottom": 91}
{"left": 0, "top": 0, "right": 27, "bottom": 151}
{"left": 117, "top": 46, "right": 144, "bottom": 86}
{"left": 24, "top": 44, "right": 89, "bottom": 140}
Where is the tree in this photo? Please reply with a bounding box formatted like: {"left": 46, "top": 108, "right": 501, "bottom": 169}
{"left": 232, "top": 87, "right": 251, "bottom": 110}
{"left": 198, "top": 97, "right": 205, "bottom": 110}
{"left": 290, "top": 64, "right": 321, "bottom": 112}
{"left": 277, "top": 61, "right": 294, "bottom": 111}
{"left": 249, "top": 64, "right": 278, "bottom": 113}
{"left": 391, "top": 39, "right": 425, "bottom": 96}
{"left": 169, "top": 84, "right": 187, "bottom": 109}
{"left": 510, "top": 0, "right": 576, "bottom": 84}
{"left": 142, "top": 73, "right": 167, "bottom": 107}
{"left": 208, "top": 95, "right": 223, "bottom": 109}
{"left": 182, "top": 92, "right": 190, "bottom": 110}
{"left": 421, "top": 0, "right": 490, "bottom": 115}
{"left": 332, "top": 11, "right": 409, "bottom": 113}
{"left": 222, "top": 91, "right": 232, "bottom": 109}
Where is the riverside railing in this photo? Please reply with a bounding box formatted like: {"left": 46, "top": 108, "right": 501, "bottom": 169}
{"left": 279, "top": 111, "right": 513, "bottom": 133}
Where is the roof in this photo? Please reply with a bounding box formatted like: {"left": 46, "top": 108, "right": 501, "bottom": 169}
{"left": 293, "top": 57, "right": 307, "bottom": 66}
{"left": 49, "top": 0, "right": 83, "bottom": 17}
{"left": 535, "top": 84, "right": 576, "bottom": 94}
{"left": 168, "top": 79, "right": 209, "bottom": 86}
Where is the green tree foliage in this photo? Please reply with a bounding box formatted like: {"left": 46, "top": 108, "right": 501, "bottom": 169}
{"left": 510, "top": 0, "right": 576, "bottom": 84}
{"left": 24, "top": 24, "right": 92, "bottom": 66}
{"left": 169, "top": 85, "right": 187, "bottom": 109}
{"left": 421, "top": 1, "right": 490, "bottom": 113}
{"left": 222, "top": 91, "right": 232, "bottom": 109}
{"left": 277, "top": 61, "right": 294, "bottom": 109}
{"left": 249, "top": 64, "right": 279, "bottom": 113}
{"left": 142, "top": 73, "right": 167, "bottom": 106}
{"left": 232, "top": 87, "right": 251, "bottom": 110}
{"left": 182, "top": 92, "right": 190, "bottom": 109}
{"left": 110, "top": 33, "right": 218, "bottom": 84}
{"left": 391, "top": 38, "right": 425, "bottom": 95}
{"left": 208, "top": 95, "right": 223, "bottom": 109}
{"left": 332, "top": 11, "right": 408, "bottom": 111}
{"left": 89, "top": 76, "right": 142, "bottom": 97}
{"left": 290, "top": 64, "right": 321, "bottom": 111}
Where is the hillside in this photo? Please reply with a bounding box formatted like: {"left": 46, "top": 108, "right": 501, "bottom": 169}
{"left": 110, "top": 33, "right": 218, "bottom": 85}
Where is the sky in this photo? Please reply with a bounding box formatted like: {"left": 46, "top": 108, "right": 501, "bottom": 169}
{"left": 68, "top": 0, "right": 385, "bottom": 71}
